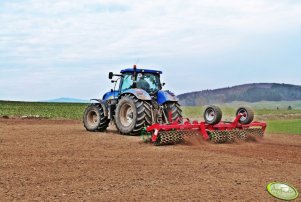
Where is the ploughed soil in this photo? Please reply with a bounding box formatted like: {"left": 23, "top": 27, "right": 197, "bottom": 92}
{"left": 1, "top": 119, "right": 301, "bottom": 201}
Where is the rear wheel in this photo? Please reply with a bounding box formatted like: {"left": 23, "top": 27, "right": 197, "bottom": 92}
{"left": 164, "top": 102, "right": 183, "bottom": 123}
{"left": 115, "top": 95, "right": 151, "bottom": 135}
{"left": 83, "top": 104, "right": 109, "bottom": 132}
{"left": 204, "top": 105, "right": 222, "bottom": 125}
{"left": 236, "top": 107, "right": 254, "bottom": 124}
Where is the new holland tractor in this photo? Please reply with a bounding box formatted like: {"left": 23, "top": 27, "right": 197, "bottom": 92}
{"left": 83, "top": 65, "right": 182, "bottom": 135}
{"left": 83, "top": 65, "right": 266, "bottom": 146}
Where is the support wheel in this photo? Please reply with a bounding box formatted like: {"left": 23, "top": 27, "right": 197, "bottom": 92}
{"left": 83, "top": 104, "right": 109, "bottom": 132}
{"left": 203, "top": 105, "right": 222, "bottom": 125}
{"left": 164, "top": 102, "right": 183, "bottom": 123}
{"left": 236, "top": 107, "right": 254, "bottom": 124}
{"left": 115, "top": 95, "right": 151, "bottom": 135}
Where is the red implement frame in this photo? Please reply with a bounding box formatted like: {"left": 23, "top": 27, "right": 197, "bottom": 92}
{"left": 146, "top": 114, "right": 267, "bottom": 143}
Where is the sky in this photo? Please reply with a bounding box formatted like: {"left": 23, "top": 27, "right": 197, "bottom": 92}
{"left": 0, "top": 0, "right": 301, "bottom": 101}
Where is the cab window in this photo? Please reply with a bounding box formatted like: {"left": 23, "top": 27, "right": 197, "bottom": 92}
{"left": 120, "top": 73, "right": 133, "bottom": 92}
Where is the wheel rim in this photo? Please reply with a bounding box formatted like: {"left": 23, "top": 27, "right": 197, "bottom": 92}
{"left": 119, "top": 103, "right": 134, "bottom": 127}
{"left": 237, "top": 109, "right": 247, "bottom": 122}
{"left": 87, "top": 110, "right": 98, "bottom": 127}
{"left": 205, "top": 108, "right": 215, "bottom": 122}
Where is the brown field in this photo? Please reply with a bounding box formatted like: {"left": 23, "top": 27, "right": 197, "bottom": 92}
{"left": 1, "top": 118, "right": 301, "bottom": 201}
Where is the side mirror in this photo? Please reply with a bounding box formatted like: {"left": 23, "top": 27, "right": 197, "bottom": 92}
{"left": 109, "top": 72, "right": 114, "bottom": 79}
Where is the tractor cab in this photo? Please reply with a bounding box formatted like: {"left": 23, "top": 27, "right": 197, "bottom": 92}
{"left": 108, "top": 66, "right": 163, "bottom": 97}
{"left": 119, "top": 68, "right": 162, "bottom": 94}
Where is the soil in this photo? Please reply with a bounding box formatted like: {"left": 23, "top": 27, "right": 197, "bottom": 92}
{"left": 1, "top": 118, "right": 301, "bottom": 201}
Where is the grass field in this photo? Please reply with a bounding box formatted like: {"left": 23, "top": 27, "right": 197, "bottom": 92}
{"left": 1, "top": 100, "right": 301, "bottom": 134}
{"left": 266, "top": 119, "right": 301, "bottom": 135}
{"left": 0, "top": 101, "right": 87, "bottom": 120}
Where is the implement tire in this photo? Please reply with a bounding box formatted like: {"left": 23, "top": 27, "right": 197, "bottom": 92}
{"left": 236, "top": 106, "right": 254, "bottom": 124}
{"left": 164, "top": 102, "right": 183, "bottom": 123}
{"left": 83, "top": 104, "right": 109, "bottom": 132}
{"left": 204, "top": 105, "right": 222, "bottom": 125}
{"left": 115, "top": 94, "right": 151, "bottom": 135}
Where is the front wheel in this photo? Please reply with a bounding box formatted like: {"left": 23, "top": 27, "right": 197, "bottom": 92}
{"left": 164, "top": 102, "right": 183, "bottom": 123}
{"left": 83, "top": 104, "right": 109, "bottom": 132}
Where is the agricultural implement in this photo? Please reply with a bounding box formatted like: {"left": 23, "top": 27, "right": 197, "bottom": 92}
{"left": 142, "top": 106, "right": 267, "bottom": 146}
{"left": 83, "top": 65, "right": 266, "bottom": 146}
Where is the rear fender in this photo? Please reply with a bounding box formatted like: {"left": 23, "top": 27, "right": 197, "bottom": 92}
{"left": 90, "top": 99, "right": 108, "bottom": 117}
{"left": 157, "top": 90, "right": 178, "bottom": 105}
{"left": 120, "top": 89, "right": 151, "bottom": 100}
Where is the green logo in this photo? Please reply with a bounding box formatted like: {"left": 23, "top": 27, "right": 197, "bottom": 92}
{"left": 267, "top": 182, "right": 299, "bottom": 201}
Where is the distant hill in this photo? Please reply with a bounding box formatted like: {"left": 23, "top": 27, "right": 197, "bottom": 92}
{"left": 40, "top": 97, "right": 89, "bottom": 103}
{"left": 178, "top": 83, "right": 301, "bottom": 106}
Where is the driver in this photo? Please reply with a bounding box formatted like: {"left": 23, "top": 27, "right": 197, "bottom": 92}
{"left": 137, "top": 75, "right": 150, "bottom": 91}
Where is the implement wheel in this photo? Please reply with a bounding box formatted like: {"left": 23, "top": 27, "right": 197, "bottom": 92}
{"left": 203, "top": 105, "right": 222, "bottom": 125}
{"left": 236, "top": 107, "right": 254, "bottom": 124}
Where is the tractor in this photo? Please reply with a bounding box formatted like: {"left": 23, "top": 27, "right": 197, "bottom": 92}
{"left": 83, "top": 65, "right": 182, "bottom": 135}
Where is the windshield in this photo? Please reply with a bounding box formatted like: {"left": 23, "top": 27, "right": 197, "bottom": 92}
{"left": 120, "top": 72, "right": 161, "bottom": 94}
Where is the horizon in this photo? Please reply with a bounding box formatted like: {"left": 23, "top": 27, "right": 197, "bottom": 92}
{"left": 1, "top": 0, "right": 301, "bottom": 101}
{"left": 1, "top": 82, "right": 300, "bottom": 102}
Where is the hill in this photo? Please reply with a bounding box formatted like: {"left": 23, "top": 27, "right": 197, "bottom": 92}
{"left": 178, "top": 83, "right": 301, "bottom": 106}
{"left": 40, "top": 97, "right": 89, "bottom": 103}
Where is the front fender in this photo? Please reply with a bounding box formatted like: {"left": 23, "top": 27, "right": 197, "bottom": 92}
{"left": 120, "top": 89, "right": 151, "bottom": 100}
{"left": 102, "top": 91, "right": 119, "bottom": 101}
{"left": 157, "top": 90, "right": 178, "bottom": 105}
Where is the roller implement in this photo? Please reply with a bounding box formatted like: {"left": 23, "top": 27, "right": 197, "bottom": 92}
{"left": 142, "top": 106, "right": 266, "bottom": 146}
{"left": 83, "top": 65, "right": 266, "bottom": 146}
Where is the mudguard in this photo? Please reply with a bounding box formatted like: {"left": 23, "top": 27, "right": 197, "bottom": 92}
{"left": 90, "top": 99, "right": 108, "bottom": 117}
{"left": 157, "top": 90, "right": 178, "bottom": 105}
{"left": 120, "top": 89, "right": 152, "bottom": 100}
{"left": 102, "top": 91, "right": 119, "bottom": 101}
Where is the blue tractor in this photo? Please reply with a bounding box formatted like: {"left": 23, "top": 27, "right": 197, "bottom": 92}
{"left": 83, "top": 65, "right": 183, "bottom": 135}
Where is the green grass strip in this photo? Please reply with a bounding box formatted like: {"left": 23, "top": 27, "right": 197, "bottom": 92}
{"left": 266, "top": 119, "right": 301, "bottom": 135}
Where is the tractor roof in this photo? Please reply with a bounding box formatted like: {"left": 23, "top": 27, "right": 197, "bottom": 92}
{"left": 120, "top": 68, "right": 162, "bottom": 74}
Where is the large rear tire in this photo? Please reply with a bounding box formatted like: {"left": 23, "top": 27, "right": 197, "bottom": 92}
{"left": 164, "top": 102, "right": 183, "bottom": 123}
{"left": 236, "top": 106, "right": 254, "bottom": 124}
{"left": 115, "top": 95, "right": 151, "bottom": 135}
{"left": 203, "top": 105, "right": 222, "bottom": 125}
{"left": 83, "top": 104, "right": 109, "bottom": 132}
